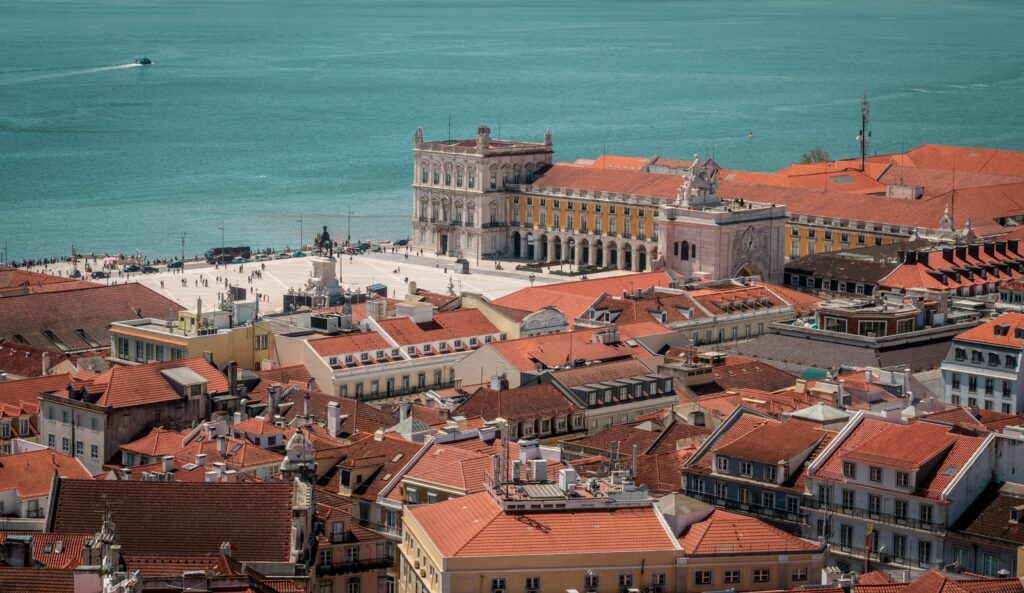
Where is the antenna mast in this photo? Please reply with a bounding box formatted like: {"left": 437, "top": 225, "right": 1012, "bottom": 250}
{"left": 859, "top": 92, "right": 870, "bottom": 172}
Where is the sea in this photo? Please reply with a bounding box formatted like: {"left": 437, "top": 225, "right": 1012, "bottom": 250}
{"left": 2, "top": 0, "right": 1023, "bottom": 261}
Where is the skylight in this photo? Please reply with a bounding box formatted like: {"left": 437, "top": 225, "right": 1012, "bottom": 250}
{"left": 944, "top": 466, "right": 956, "bottom": 476}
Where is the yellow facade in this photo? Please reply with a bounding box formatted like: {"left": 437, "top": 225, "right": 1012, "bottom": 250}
{"left": 509, "top": 196, "right": 657, "bottom": 245}
{"left": 400, "top": 510, "right": 677, "bottom": 593}
{"left": 110, "top": 317, "right": 272, "bottom": 370}
{"left": 785, "top": 222, "right": 905, "bottom": 260}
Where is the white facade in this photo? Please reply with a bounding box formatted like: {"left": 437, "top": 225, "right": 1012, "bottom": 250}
{"left": 941, "top": 335, "right": 1023, "bottom": 414}
{"left": 410, "top": 125, "right": 553, "bottom": 260}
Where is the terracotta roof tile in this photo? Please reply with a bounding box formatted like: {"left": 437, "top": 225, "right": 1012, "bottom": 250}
{"left": 375, "top": 309, "right": 498, "bottom": 346}
{"left": 408, "top": 491, "right": 678, "bottom": 557}
{"left": 50, "top": 479, "right": 296, "bottom": 561}
{"left": 955, "top": 312, "right": 1024, "bottom": 349}
{"left": 487, "top": 322, "right": 666, "bottom": 372}
{"left": 713, "top": 418, "right": 827, "bottom": 464}
{"left": 0, "top": 449, "right": 92, "bottom": 499}
{"left": 47, "top": 357, "right": 229, "bottom": 409}
{"left": 308, "top": 332, "right": 392, "bottom": 357}
{"left": 321, "top": 432, "right": 424, "bottom": 502}
{"left": 0, "top": 568, "right": 75, "bottom": 593}
{"left": 120, "top": 427, "right": 188, "bottom": 457}
{"left": 0, "top": 373, "right": 72, "bottom": 410}
{"left": 678, "top": 509, "right": 821, "bottom": 555}
{"left": 455, "top": 384, "right": 580, "bottom": 423}
{"left": 0, "top": 532, "right": 92, "bottom": 569}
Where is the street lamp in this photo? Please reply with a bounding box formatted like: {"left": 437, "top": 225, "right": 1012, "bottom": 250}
{"left": 297, "top": 214, "right": 304, "bottom": 250}
{"left": 217, "top": 222, "right": 225, "bottom": 264}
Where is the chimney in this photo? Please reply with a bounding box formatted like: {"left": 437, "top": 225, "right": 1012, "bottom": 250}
{"left": 0, "top": 372, "right": 6, "bottom": 382}
{"left": 327, "top": 401, "right": 341, "bottom": 438}
{"left": 303, "top": 392, "right": 311, "bottom": 420}
{"left": 196, "top": 453, "right": 208, "bottom": 467}
{"left": 490, "top": 375, "right": 503, "bottom": 391}
{"left": 968, "top": 244, "right": 980, "bottom": 259}
{"left": 161, "top": 455, "right": 174, "bottom": 473}
{"left": 238, "top": 398, "right": 248, "bottom": 421}
{"left": 864, "top": 369, "right": 872, "bottom": 384}
{"left": 267, "top": 383, "right": 280, "bottom": 418}
{"left": 227, "top": 360, "right": 237, "bottom": 398}
{"left": 558, "top": 468, "right": 578, "bottom": 493}
{"left": 219, "top": 542, "right": 233, "bottom": 558}
{"left": 531, "top": 458, "right": 548, "bottom": 481}
{"left": 202, "top": 351, "right": 214, "bottom": 365}
{"left": 518, "top": 438, "right": 541, "bottom": 463}
{"left": 216, "top": 435, "right": 227, "bottom": 457}
{"left": 373, "top": 429, "right": 385, "bottom": 441}
{"left": 837, "top": 380, "right": 846, "bottom": 409}
{"left": 41, "top": 351, "right": 51, "bottom": 375}
{"left": 233, "top": 411, "right": 242, "bottom": 424}
{"left": 2, "top": 534, "right": 33, "bottom": 568}
{"left": 399, "top": 401, "right": 412, "bottom": 422}
{"left": 307, "top": 376, "right": 317, "bottom": 393}
{"left": 943, "top": 248, "right": 954, "bottom": 263}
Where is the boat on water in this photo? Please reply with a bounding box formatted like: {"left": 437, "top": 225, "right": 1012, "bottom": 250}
{"left": 135, "top": 57, "right": 152, "bottom": 65}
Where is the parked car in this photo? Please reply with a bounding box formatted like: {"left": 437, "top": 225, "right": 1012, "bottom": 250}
{"left": 123, "top": 264, "right": 141, "bottom": 273}
{"left": 275, "top": 252, "right": 292, "bottom": 259}
{"left": 90, "top": 271, "right": 109, "bottom": 279}
{"left": 141, "top": 265, "right": 159, "bottom": 274}
{"left": 68, "top": 269, "right": 82, "bottom": 279}
{"left": 395, "top": 239, "right": 409, "bottom": 247}
{"left": 254, "top": 254, "right": 271, "bottom": 261}
{"left": 168, "top": 260, "right": 184, "bottom": 269}
{"left": 292, "top": 251, "right": 306, "bottom": 258}
{"left": 231, "top": 257, "right": 249, "bottom": 264}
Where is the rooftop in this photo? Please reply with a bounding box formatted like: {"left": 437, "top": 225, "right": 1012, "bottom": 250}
{"left": 0, "top": 449, "right": 92, "bottom": 500}
{"left": 955, "top": 312, "right": 1024, "bottom": 350}
{"left": 44, "top": 357, "right": 229, "bottom": 409}
{"left": 677, "top": 508, "right": 822, "bottom": 555}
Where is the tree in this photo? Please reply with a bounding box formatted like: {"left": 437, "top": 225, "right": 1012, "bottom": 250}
{"left": 798, "top": 147, "right": 831, "bottom": 164}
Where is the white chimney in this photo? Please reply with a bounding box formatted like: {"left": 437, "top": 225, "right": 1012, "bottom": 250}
{"left": 196, "top": 453, "right": 208, "bottom": 467}
{"left": 161, "top": 455, "right": 174, "bottom": 473}
{"left": 327, "top": 401, "right": 341, "bottom": 438}
{"left": 0, "top": 372, "right": 6, "bottom": 382}
{"left": 864, "top": 369, "right": 872, "bottom": 384}
{"left": 518, "top": 439, "right": 541, "bottom": 463}
{"left": 837, "top": 380, "right": 846, "bottom": 409}
{"left": 399, "top": 401, "right": 412, "bottom": 422}
{"left": 490, "top": 375, "right": 503, "bottom": 390}
{"left": 233, "top": 411, "right": 242, "bottom": 424}
{"left": 511, "top": 460, "right": 521, "bottom": 482}
{"left": 216, "top": 436, "right": 227, "bottom": 457}
{"left": 41, "top": 351, "right": 51, "bottom": 375}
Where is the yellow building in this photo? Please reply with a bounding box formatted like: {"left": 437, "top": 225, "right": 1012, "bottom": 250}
{"left": 109, "top": 307, "right": 272, "bottom": 370}
{"left": 400, "top": 473, "right": 827, "bottom": 593}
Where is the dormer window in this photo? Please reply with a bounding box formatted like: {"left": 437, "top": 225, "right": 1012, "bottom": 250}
{"left": 345, "top": 354, "right": 354, "bottom": 365}
{"left": 391, "top": 348, "right": 400, "bottom": 358}
{"left": 470, "top": 337, "right": 478, "bottom": 346}
{"left": 454, "top": 339, "right": 462, "bottom": 348}
{"left": 438, "top": 342, "right": 448, "bottom": 352}
{"left": 843, "top": 462, "right": 856, "bottom": 478}
{"left": 716, "top": 456, "right": 728, "bottom": 472}
{"left": 360, "top": 352, "right": 369, "bottom": 362}
{"left": 739, "top": 461, "right": 753, "bottom": 477}
{"left": 407, "top": 346, "right": 417, "bottom": 355}
{"left": 329, "top": 356, "right": 338, "bottom": 367}
{"left": 764, "top": 465, "right": 777, "bottom": 481}
{"left": 376, "top": 350, "right": 385, "bottom": 360}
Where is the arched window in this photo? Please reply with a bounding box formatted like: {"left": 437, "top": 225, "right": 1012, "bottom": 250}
{"left": 681, "top": 241, "right": 689, "bottom": 260}
{"left": 420, "top": 162, "right": 429, "bottom": 184}
{"left": 674, "top": 242, "right": 679, "bottom": 257}
{"left": 419, "top": 198, "right": 428, "bottom": 220}
{"left": 513, "top": 164, "right": 522, "bottom": 184}
{"left": 444, "top": 163, "right": 452, "bottom": 186}
{"left": 468, "top": 166, "right": 476, "bottom": 189}
{"left": 456, "top": 166, "right": 464, "bottom": 188}
{"left": 489, "top": 165, "right": 498, "bottom": 190}
{"left": 432, "top": 164, "right": 440, "bottom": 185}
{"left": 691, "top": 243, "right": 697, "bottom": 259}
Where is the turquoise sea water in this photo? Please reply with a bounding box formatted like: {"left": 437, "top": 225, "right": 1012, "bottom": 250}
{"left": 2, "top": 0, "right": 1023, "bottom": 260}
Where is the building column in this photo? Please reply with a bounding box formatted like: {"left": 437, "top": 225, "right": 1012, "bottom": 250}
{"left": 604, "top": 243, "right": 612, "bottom": 268}
{"left": 533, "top": 237, "right": 542, "bottom": 262}
{"left": 632, "top": 244, "right": 641, "bottom": 272}
{"left": 548, "top": 236, "right": 557, "bottom": 262}
{"left": 521, "top": 234, "right": 529, "bottom": 260}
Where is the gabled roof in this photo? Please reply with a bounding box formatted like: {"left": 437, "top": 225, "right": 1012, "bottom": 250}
{"left": 922, "top": 406, "right": 1022, "bottom": 434}
{"left": 375, "top": 309, "right": 498, "bottom": 346}
{"left": 0, "top": 284, "right": 182, "bottom": 352}
{"left": 857, "top": 569, "right": 1024, "bottom": 593}
{"left": 713, "top": 418, "right": 826, "bottom": 464}
{"left": 492, "top": 272, "right": 675, "bottom": 326}
{"left": 678, "top": 509, "right": 821, "bottom": 555}
{"left": 951, "top": 482, "right": 1024, "bottom": 545}
{"left": 0, "top": 532, "right": 92, "bottom": 569}
{"left": 50, "top": 479, "right": 296, "bottom": 561}
{"left": 0, "top": 568, "right": 75, "bottom": 593}
{"left": 0, "top": 373, "right": 72, "bottom": 410}
{"left": 455, "top": 383, "right": 580, "bottom": 422}
{"left": 48, "top": 357, "right": 229, "bottom": 409}
{"left": 955, "top": 312, "right": 1024, "bottom": 350}
{"left": 0, "top": 265, "right": 98, "bottom": 294}
{"left": 549, "top": 358, "right": 656, "bottom": 387}
{"left": 320, "top": 432, "right": 424, "bottom": 501}
{"left": 486, "top": 322, "right": 666, "bottom": 372}
{"left": 119, "top": 427, "right": 187, "bottom": 457}
{"left": 407, "top": 491, "right": 678, "bottom": 558}
{"left": 308, "top": 332, "right": 391, "bottom": 357}
{"left": 0, "top": 449, "right": 92, "bottom": 500}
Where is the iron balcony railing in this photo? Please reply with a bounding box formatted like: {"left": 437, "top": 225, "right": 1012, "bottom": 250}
{"left": 804, "top": 499, "right": 942, "bottom": 533}
{"left": 317, "top": 557, "right": 395, "bottom": 576}
{"left": 684, "top": 489, "right": 806, "bottom": 525}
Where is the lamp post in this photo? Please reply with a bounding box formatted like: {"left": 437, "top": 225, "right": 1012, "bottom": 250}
{"left": 217, "top": 222, "right": 225, "bottom": 264}
{"left": 297, "top": 214, "right": 304, "bottom": 251}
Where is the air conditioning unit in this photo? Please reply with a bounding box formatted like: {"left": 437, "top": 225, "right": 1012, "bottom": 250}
{"left": 414, "top": 560, "right": 420, "bottom": 569}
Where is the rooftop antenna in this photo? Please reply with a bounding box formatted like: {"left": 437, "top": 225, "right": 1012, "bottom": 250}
{"left": 858, "top": 91, "right": 870, "bottom": 172}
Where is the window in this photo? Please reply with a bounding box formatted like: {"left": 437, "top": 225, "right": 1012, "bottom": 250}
{"left": 869, "top": 466, "right": 882, "bottom": 482}
{"left": 618, "top": 574, "right": 633, "bottom": 589}
{"left": 61, "top": 437, "right": 69, "bottom": 452}
{"left": 894, "top": 499, "right": 907, "bottom": 519}
{"left": 792, "top": 568, "right": 808, "bottom": 582}
{"left": 90, "top": 445, "right": 99, "bottom": 459}
{"left": 762, "top": 491, "right": 776, "bottom": 508}
{"left": 753, "top": 569, "right": 770, "bottom": 583}
{"left": 986, "top": 377, "right": 995, "bottom": 395}
{"left": 739, "top": 461, "right": 753, "bottom": 476}
{"left": 952, "top": 373, "right": 961, "bottom": 390}
{"left": 955, "top": 348, "right": 967, "bottom": 361}
{"left": 345, "top": 546, "right": 359, "bottom": 562}
{"left": 842, "top": 489, "right": 855, "bottom": 510}
{"left": 920, "top": 504, "right": 933, "bottom": 525}
{"left": 407, "top": 488, "right": 418, "bottom": 504}
{"left": 869, "top": 495, "right": 881, "bottom": 514}
{"left": 714, "top": 482, "right": 727, "bottom": 498}
{"left": 893, "top": 534, "right": 907, "bottom": 560}
{"left": 524, "top": 577, "right": 540, "bottom": 592}
{"left": 48, "top": 434, "right": 55, "bottom": 448}
{"left": 584, "top": 574, "right": 599, "bottom": 591}
{"left": 969, "top": 376, "right": 978, "bottom": 392}
{"left": 896, "top": 472, "right": 909, "bottom": 487}
{"left": 724, "top": 570, "right": 740, "bottom": 584}
{"left": 843, "top": 462, "right": 856, "bottom": 478}
{"left": 983, "top": 553, "right": 1000, "bottom": 577}
{"left": 320, "top": 582, "right": 333, "bottom": 593}
{"left": 919, "top": 540, "right": 932, "bottom": 566}
{"left": 346, "top": 579, "right": 360, "bottom": 593}
{"left": 490, "top": 578, "right": 506, "bottom": 593}
{"left": 716, "top": 456, "right": 728, "bottom": 472}
{"left": 990, "top": 352, "right": 1001, "bottom": 366}
{"left": 1007, "top": 355, "right": 1017, "bottom": 368}
{"left": 786, "top": 496, "right": 800, "bottom": 514}
{"left": 695, "top": 571, "right": 712, "bottom": 585}
{"left": 319, "top": 549, "right": 331, "bottom": 566}
{"left": 840, "top": 524, "right": 853, "bottom": 547}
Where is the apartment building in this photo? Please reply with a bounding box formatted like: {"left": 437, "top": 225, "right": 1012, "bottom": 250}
{"left": 0, "top": 449, "right": 91, "bottom": 530}
{"left": 942, "top": 313, "right": 1024, "bottom": 414}
{"left": 277, "top": 304, "right": 502, "bottom": 402}
{"left": 802, "top": 412, "right": 986, "bottom": 575}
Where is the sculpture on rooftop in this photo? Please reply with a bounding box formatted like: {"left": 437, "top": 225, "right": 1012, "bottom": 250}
{"left": 314, "top": 225, "right": 334, "bottom": 257}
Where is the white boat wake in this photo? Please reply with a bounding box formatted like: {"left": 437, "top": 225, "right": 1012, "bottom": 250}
{"left": 0, "top": 62, "right": 143, "bottom": 86}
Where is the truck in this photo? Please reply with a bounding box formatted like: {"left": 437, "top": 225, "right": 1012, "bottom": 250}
{"left": 205, "top": 246, "right": 252, "bottom": 264}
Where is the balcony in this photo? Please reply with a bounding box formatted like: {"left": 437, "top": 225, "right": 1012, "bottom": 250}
{"left": 317, "top": 557, "right": 395, "bottom": 576}
{"left": 684, "top": 489, "right": 806, "bottom": 525}
{"left": 804, "top": 499, "right": 942, "bottom": 533}
{"left": 481, "top": 221, "right": 507, "bottom": 229}
{"left": 354, "top": 516, "right": 401, "bottom": 536}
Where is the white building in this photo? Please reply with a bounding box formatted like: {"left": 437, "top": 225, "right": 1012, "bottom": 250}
{"left": 410, "top": 125, "right": 553, "bottom": 260}
{"left": 941, "top": 313, "right": 1024, "bottom": 414}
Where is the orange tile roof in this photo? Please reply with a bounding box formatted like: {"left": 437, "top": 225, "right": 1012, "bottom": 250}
{"left": 856, "top": 569, "right": 1024, "bottom": 593}
{"left": 246, "top": 381, "right": 396, "bottom": 436}
{"left": 455, "top": 383, "right": 580, "bottom": 423}
{"left": 0, "top": 373, "right": 72, "bottom": 410}
{"left": 713, "top": 418, "right": 827, "bottom": 465}
{"left": 0, "top": 265, "right": 99, "bottom": 293}
{"left": 587, "top": 155, "right": 657, "bottom": 170}
{"left": 0, "top": 449, "right": 92, "bottom": 499}
{"left": 635, "top": 448, "right": 695, "bottom": 494}
{"left": 51, "top": 357, "right": 229, "bottom": 409}
{"left": 492, "top": 272, "right": 674, "bottom": 325}
{"left": 678, "top": 509, "right": 821, "bottom": 555}
{"left": 323, "top": 432, "right": 425, "bottom": 501}
{"left": 173, "top": 435, "right": 284, "bottom": 469}
{"left": 376, "top": 309, "right": 498, "bottom": 346}
{"left": 0, "top": 532, "right": 92, "bottom": 569}
{"left": 487, "top": 321, "right": 667, "bottom": 372}
{"left": 922, "top": 406, "right": 1023, "bottom": 434}
{"left": 954, "top": 312, "right": 1024, "bottom": 349}
{"left": 119, "top": 427, "right": 188, "bottom": 457}
{"left": 529, "top": 163, "right": 682, "bottom": 200}
{"left": 308, "top": 331, "right": 392, "bottom": 357}
{"left": 51, "top": 479, "right": 296, "bottom": 561}
{"left": 408, "top": 491, "right": 678, "bottom": 557}
{"left": 0, "top": 568, "right": 75, "bottom": 593}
